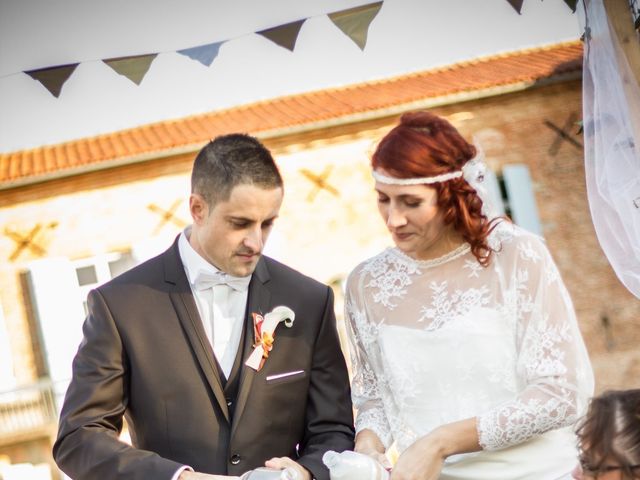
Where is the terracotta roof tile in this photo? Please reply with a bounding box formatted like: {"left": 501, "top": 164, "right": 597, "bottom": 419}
{"left": 0, "top": 41, "right": 582, "bottom": 188}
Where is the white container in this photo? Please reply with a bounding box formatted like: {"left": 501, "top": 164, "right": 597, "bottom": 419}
{"left": 323, "top": 450, "right": 389, "bottom": 480}
{"left": 241, "top": 467, "right": 292, "bottom": 480}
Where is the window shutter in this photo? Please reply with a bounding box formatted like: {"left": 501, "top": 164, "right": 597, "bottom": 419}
{"left": 482, "top": 168, "right": 506, "bottom": 217}
{"left": 27, "top": 257, "right": 86, "bottom": 408}
{"left": 0, "top": 303, "right": 16, "bottom": 391}
{"left": 502, "top": 164, "right": 543, "bottom": 235}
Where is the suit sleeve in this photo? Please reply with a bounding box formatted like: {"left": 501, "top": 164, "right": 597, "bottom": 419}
{"left": 296, "top": 286, "right": 355, "bottom": 480}
{"left": 53, "top": 288, "right": 184, "bottom": 480}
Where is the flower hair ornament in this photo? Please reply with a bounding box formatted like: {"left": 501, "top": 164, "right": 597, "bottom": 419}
{"left": 372, "top": 141, "right": 501, "bottom": 219}
{"left": 372, "top": 142, "right": 486, "bottom": 186}
{"left": 245, "top": 306, "right": 295, "bottom": 371}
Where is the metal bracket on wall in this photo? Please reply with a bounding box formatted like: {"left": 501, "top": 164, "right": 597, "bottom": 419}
{"left": 299, "top": 166, "right": 339, "bottom": 202}
{"left": 4, "top": 222, "right": 59, "bottom": 262}
{"left": 544, "top": 112, "right": 583, "bottom": 157}
{"left": 148, "top": 199, "right": 187, "bottom": 234}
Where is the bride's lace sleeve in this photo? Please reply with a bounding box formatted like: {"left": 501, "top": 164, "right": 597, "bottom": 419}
{"left": 477, "top": 234, "right": 594, "bottom": 450}
{"left": 344, "top": 269, "right": 393, "bottom": 448}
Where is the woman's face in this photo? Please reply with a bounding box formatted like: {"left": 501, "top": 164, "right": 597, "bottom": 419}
{"left": 374, "top": 170, "right": 448, "bottom": 260}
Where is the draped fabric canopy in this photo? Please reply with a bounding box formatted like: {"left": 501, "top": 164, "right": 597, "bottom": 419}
{"left": 578, "top": 0, "right": 640, "bottom": 298}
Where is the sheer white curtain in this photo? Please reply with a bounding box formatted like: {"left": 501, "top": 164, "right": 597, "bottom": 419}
{"left": 578, "top": 0, "right": 640, "bottom": 298}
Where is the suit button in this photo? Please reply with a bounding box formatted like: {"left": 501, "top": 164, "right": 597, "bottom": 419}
{"left": 230, "top": 454, "right": 241, "bottom": 465}
{"left": 226, "top": 398, "right": 233, "bottom": 407}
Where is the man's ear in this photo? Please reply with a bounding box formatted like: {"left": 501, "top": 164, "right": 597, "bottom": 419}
{"left": 189, "top": 193, "right": 208, "bottom": 224}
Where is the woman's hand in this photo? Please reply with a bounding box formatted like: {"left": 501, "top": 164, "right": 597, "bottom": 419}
{"left": 390, "top": 434, "right": 445, "bottom": 480}
{"left": 391, "top": 418, "right": 480, "bottom": 480}
{"left": 355, "top": 429, "right": 392, "bottom": 469}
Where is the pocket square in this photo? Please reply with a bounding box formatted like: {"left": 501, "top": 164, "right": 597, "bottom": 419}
{"left": 266, "top": 370, "right": 305, "bottom": 381}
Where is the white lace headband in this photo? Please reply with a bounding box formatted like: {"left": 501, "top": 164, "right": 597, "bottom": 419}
{"left": 372, "top": 170, "right": 462, "bottom": 185}
{"left": 372, "top": 144, "right": 486, "bottom": 186}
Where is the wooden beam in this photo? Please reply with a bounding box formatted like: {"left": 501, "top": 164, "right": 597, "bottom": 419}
{"left": 603, "top": 0, "right": 640, "bottom": 135}
{"left": 604, "top": 0, "right": 640, "bottom": 87}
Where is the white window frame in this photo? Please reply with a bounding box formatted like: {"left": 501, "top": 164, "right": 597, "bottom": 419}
{"left": 27, "top": 251, "right": 136, "bottom": 411}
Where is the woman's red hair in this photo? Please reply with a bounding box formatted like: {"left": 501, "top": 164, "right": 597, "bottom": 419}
{"left": 372, "top": 111, "right": 501, "bottom": 266}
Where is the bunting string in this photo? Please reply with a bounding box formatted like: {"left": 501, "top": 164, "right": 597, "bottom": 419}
{"left": 10, "top": 0, "right": 577, "bottom": 97}
{"left": 17, "top": 1, "right": 383, "bottom": 97}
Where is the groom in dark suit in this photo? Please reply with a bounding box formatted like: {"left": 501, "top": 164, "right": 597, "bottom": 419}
{"left": 53, "top": 134, "right": 354, "bottom": 480}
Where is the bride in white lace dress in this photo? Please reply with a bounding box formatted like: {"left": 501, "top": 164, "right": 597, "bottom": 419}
{"left": 345, "top": 111, "right": 594, "bottom": 480}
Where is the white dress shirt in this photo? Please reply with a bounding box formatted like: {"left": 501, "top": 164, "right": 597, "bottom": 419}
{"left": 172, "top": 229, "right": 251, "bottom": 480}
{"left": 178, "top": 229, "right": 250, "bottom": 379}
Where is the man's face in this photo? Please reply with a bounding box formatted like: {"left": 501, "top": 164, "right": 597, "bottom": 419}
{"left": 189, "top": 184, "right": 283, "bottom": 277}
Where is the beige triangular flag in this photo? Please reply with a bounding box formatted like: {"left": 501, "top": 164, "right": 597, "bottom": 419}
{"left": 328, "top": 1, "right": 382, "bottom": 50}
{"left": 104, "top": 54, "right": 158, "bottom": 85}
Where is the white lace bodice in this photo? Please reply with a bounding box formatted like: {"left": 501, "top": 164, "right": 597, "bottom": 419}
{"left": 345, "top": 222, "right": 594, "bottom": 467}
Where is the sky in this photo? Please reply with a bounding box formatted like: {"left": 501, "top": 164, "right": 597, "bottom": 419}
{"left": 0, "top": 0, "right": 581, "bottom": 153}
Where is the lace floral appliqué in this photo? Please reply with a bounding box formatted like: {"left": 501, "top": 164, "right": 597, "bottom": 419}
{"left": 464, "top": 259, "right": 483, "bottom": 278}
{"left": 363, "top": 250, "right": 421, "bottom": 309}
{"left": 418, "top": 281, "right": 491, "bottom": 331}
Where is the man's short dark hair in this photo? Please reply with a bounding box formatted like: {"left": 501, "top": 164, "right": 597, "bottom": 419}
{"left": 191, "top": 133, "right": 283, "bottom": 206}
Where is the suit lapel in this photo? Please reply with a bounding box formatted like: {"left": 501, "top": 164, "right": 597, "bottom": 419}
{"left": 231, "top": 258, "right": 271, "bottom": 439}
{"left": 163, "top": 238, "right": 230, "bottom": 423}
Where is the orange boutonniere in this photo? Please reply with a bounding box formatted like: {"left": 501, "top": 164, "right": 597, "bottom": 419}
{"left": 245, "top": 306, "right": 295, "bottom": 371}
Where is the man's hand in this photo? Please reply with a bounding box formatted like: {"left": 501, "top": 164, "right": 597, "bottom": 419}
{"left": 179, "top": 472, "right": 240, "bottom": 480}
{"left": 355, "top": 429, "right": 392, "bottom": 469}
{"left": 265, "top": 457, "right": 312, "bottom": 480}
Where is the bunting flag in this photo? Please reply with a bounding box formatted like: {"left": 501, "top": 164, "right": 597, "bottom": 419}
{"left": 328, "top": 1, "right": 382, "bottom": 50}
{"left": 103, "top": 54, "right": 158, "bottom": 85}
{"left": 257, "top": 19, "right": 306, "bottom": 51}
{"left": 15, "top": 1, "right": 387, "bottom": 97}
{"left": 25, "top": 63, "right": 79, "bottom": 97}
{"left": 14, "top": 0, "right": 585, "bottom": 98}
{"left": 506, "top": 0, "right": 524, "bottom": 14}
{"left": 504, "top": 0, "right": 576, "bottom": 14}
{"left": 563, "top": 0, "right": 578, "bottom": 13}
{"left": 177, "top": 41, "right": 224, "bottom": 66}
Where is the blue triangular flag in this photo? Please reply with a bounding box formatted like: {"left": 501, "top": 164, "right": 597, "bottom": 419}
{"left": 177, "top": 41, "right": 224, "bottom": 67}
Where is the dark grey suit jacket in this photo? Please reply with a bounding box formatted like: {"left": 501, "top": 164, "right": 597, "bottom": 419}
{"left": 53, "top": 238, "right": 354, "bottom": 480}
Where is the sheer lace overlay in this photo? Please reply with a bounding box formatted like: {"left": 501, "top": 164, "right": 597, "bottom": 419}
{"left": 345, "top": 223, "right": 593, "bottom": 460}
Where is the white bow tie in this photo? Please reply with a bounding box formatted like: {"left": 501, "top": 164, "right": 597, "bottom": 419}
{"left": 193, "top": 270, "right": 251, "bottom": 292}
